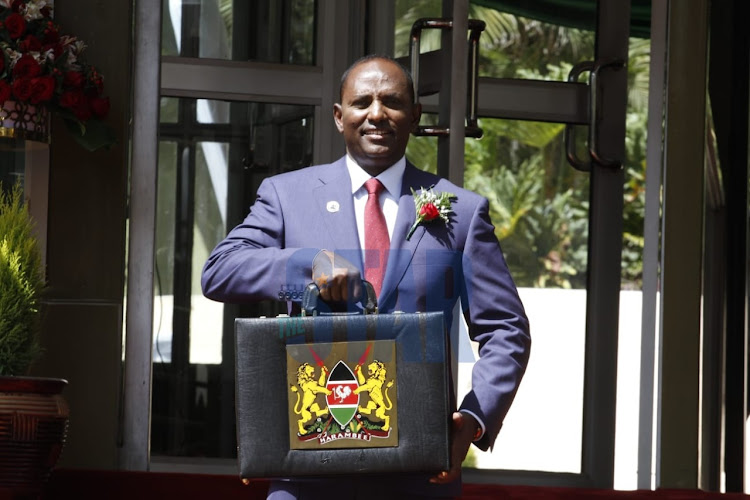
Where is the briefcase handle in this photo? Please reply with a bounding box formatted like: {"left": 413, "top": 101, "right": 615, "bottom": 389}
{"left": 301, "top": 280, "right": 378, "bottom": 316}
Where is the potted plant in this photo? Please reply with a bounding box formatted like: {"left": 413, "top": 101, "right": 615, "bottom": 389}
{"left": 0, "top": 181, "right": 69, "bottom": 497}
{"left": 0, "top": 0, "right": 115, "bottom": 151}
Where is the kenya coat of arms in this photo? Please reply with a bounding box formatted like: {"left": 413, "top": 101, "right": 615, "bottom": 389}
{"left": 286, "top": 340, "right": 398, "bottom": 450}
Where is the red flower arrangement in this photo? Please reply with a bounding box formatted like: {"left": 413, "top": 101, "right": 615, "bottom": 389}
{"left": 0, "top": 0, "right": 114, "bottom": 150}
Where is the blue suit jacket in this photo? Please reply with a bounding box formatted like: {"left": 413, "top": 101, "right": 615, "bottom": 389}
{"left": 202, "top": 158, "right": 531, "bottom": 496}
{"left": 202, "top": 156, "right": 530, "bottom": 455}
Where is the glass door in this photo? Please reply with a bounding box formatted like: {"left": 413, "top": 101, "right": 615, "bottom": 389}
{"left": 389, "top": 0, "right": 633, "bottom": 488}
{"left": 152, "top": 96, "right": 314, "bottom": 459}
{"left": 141, "top": 0, "right": 373, "bottom": 470}
{"left": 126, "top": 0, "right": 638, "bottom": 488}
{"left": 150, "top": 0, "right": 320, "bottom": 464}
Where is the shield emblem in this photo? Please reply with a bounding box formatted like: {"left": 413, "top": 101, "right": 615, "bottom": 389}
{"left": 326, "top": 360, "right": 359, "bottom": 428}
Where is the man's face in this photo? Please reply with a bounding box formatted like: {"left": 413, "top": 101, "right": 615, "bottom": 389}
{"left": 334, "top": 59, "right": 422, "bottom": 176}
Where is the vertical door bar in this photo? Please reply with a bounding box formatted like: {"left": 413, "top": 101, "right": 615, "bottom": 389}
{"left": 637, "top": 0, "right": 668, "bottom": 490}
{"left": 713, "top": 0, "right": 750, "bottom": 492}
{"left": 121, "top": 0, "right": 162, "bottom": 470}
{"left": 581, "top": 0, "right": 629, "bottom": 488}
{"left": 314, "top": 0, "right": 355, "bottom": 164}
{"left": 657, "top": 0, "right": 709, "bottom": 488}
{"left": 436, "top": 1, "right": 452, "bottom": 180}
{"left": 448, "top": 0, "right": 467, "bottom": 186}
{"left": 368, "top": 0, "right": 395, "bottom": 57}
{"left": 436, "top": 0, "right": 468, "bottom": 185}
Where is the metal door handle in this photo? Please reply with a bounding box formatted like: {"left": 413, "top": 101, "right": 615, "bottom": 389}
{"left": 409, "top": 18, "right": 485, "bottom": 138}
{"left": 564, "top": 59, "right": 625, "bottom": 171}
{"left": 564, "top": 61, "right": 595, "bottom": 171}
{"left": 589, "top": 59, "right": 626, "bottom": 168}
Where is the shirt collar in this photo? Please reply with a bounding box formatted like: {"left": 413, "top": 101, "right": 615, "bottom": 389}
{"left": 346, "top": 154, "right": 405, "bottom": 198}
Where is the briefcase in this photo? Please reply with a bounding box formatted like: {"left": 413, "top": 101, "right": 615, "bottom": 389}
{"left": 234, "top": 283, "right": 452, "bottom": 479}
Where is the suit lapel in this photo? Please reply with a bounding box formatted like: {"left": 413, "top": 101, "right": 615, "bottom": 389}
{"left": 313, "top": 158, "right": 364, "bottom": 272}
{"left": 379, "top": 163, "right": 433, "bottom": 306}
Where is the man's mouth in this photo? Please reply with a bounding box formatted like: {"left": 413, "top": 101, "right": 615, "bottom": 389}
{"left": 362, "top": 129, "right": 392, "bottom": 137}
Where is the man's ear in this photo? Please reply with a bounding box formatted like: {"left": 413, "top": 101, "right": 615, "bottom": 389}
{"left": 333, "top": 104, "right": 344, "bottom": 133}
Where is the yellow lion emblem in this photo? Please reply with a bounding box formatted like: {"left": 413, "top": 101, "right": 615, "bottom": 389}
{"left": 353, "top": 360, "right": 394, "bottom": 431}
{"left": 290, "top": 363, "right": 331, "bottom": 435}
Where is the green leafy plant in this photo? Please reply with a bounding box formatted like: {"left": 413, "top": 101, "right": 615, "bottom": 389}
{"left": 0, "top": 181, "right": 44, "bottom": 375}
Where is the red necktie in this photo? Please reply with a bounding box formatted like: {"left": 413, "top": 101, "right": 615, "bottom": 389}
{"left": 364, "top": 178, "right": 389, "bottom": 298}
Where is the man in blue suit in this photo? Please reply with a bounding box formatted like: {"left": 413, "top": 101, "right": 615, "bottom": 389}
{"left": 201, "top": 54, "right": 530, "bottom": 499}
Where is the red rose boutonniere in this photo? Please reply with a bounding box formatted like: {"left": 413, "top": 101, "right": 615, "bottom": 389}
{"left": 406, "top": 186, "right": 456, "bottom": 241}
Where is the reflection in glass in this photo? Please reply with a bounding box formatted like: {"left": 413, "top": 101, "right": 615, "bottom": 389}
{"left": 152, "top": 97, "right": 315, "bottom": 458}
{"left": 161, "top": 0, "right": 316, "bottom": 65}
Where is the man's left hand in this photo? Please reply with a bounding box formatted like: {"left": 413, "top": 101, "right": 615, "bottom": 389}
{"left": 312, "top": 250, "right": 362, "bottom": 302}
{"left": 430, "top": 411, "right": 479, "bottom": 484}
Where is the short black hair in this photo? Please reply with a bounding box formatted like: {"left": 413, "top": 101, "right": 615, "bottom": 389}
{"left": 339, "top": 54, "right": 416, "bottom": 104}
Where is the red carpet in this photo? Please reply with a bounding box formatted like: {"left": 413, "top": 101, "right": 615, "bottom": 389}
{"left": 23, "top": 469, "right": 750, "bottom": 500}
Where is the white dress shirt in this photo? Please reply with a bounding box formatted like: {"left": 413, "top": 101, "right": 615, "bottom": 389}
{"left": 345, "top": 154, "right": 404, "bottom": 257}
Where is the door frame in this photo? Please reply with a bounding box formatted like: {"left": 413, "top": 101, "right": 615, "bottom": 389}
{"left": 124, "top": 0, "right": 632, "bottom": 489}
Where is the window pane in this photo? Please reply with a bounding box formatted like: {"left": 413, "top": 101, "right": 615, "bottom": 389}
{"left": 162, "top": 0, "right": 316, "bottom": 65}
{"left": 190, "top": 142, "right": 228, "bottom": 365}
{"left": 393, "top": 1, "right": 595, "bottom": 81}
{"left": 394, "top": 0, "right": 442, "bottom": 58}
{"left": 0, "top": 150, "right": 26, "bottom": 194}
{"left": 197, "top": 99, "right": 230, "bottom": 124}
{"left": 466, "top": 119, "right": 587, "bottom": 473}
{"left": 153, "top": 141, "right": 178, "bottom": 363}
{"left": 614, "top": 35, "right": 651, "bottom": 490}
{"left": 472, "top": 6, "right": 595, "bottom": 80}
{"left": 151, "top": 97, "right": 315, "bottom": 458}
{"left": 160, "top": 97, "right": 179, "bottom": 124}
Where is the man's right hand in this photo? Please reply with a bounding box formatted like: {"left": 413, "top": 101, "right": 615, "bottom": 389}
{"left": 312, "top": 250, "right": 362, "bottom": 303}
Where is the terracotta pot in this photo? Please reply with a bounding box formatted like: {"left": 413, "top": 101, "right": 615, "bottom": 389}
{"left": 0, "top": 376, "right": 69, "bottom": 497}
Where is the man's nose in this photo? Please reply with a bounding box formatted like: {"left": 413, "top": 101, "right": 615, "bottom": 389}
{"left": 367, "top": 100, "right": 386, "bottom": 121}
